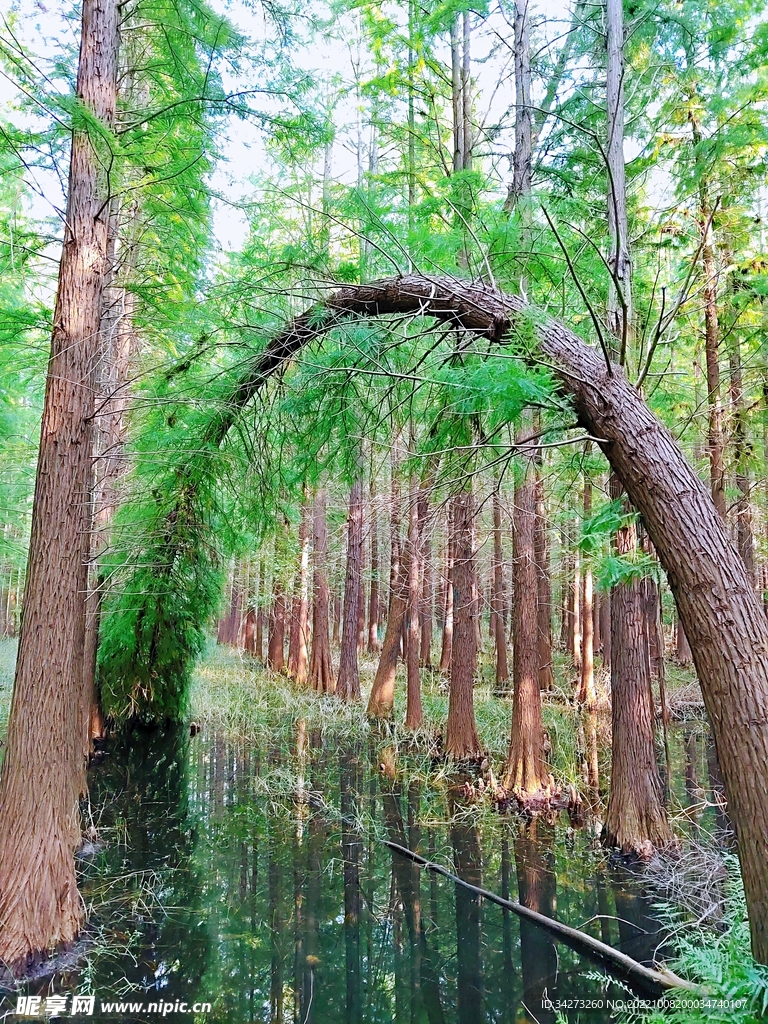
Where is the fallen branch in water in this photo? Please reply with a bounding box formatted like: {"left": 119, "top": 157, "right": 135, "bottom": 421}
{"left": 384, "top": 839, "right": 701, "bottom": 996}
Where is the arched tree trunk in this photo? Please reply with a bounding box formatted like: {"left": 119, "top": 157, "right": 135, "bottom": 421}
{"left": 0, "top": 0, "right": 119, "bottom": 973}
{"left": 308, "top": 489, "right": 334, "bottom": 693}
{"left": 135, "top": 269, "right": 768, "bottom": 962}
{"left": 445, "top": 490, "right": 482, "bottom": 759}
{"left": 337, "top": 476, "right": 363, "bottom": 701}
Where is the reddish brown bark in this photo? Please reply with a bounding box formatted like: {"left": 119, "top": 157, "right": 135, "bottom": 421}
{"left": 244, "top": 608, "right": 256, "bottom": 655}
{"left": 308, "top": 489, "right": 334, "bottom": 693}
{"left": 604, "top": 500, "right": 670, "bottom": 855}
{"left": 267, "top": 589, "right": 286, "bottom": 673}
{"left": 337, "top": 477, "right": 363, "bottom": 701}
{"left": 0, "top": 0, "right": 119, "bottom": 971}
{"left": 367, "top": 554, "right": 408, "bottom": 719}
{"left": 445, "top": 491, "right": 482, "bottom": 759}
{"left": 576, "top": 462, "right": 595, "bottom": 708}
{"left": 504, "top": 437, "right": 552, "bottom": 805}
{"left": 418, "top": 488, "right": 433, "bottom": 667}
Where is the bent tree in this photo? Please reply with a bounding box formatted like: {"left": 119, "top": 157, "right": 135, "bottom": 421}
{"left": 102, "top": 272, "right": 768, "bottom": 963}
{"left": 0, "top": 0, "right": 120, "bottom": 971}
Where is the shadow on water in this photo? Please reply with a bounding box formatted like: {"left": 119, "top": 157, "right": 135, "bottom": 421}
{"left": 0, "top": 714, "right": 726, "bottom": 1022}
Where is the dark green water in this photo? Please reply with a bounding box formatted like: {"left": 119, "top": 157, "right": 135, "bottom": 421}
{"left": 0, "top": 713, "right": 725, "bottom": 1023}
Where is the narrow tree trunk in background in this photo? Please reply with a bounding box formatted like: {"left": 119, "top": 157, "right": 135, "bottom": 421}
{"left": 0, "top": 0, "right": 119, "bottom": 971}
{"left": 577, "top": 458, "right": 595, "bottom": 707}
{"left": 439, "top": 510, "right": 455, "bottom": 672}
{"left": 367, "top": 478, "right": 380, "bottom": 653}
{"left": 405, "top": 479, "right": 423, "bottom": 729}
{"left": 418, "top": 488, "right": 433, "bottom": 667}
{"left": 332, "top": 593, "right": 341, "bottom": 645}
{"left": 445, "top": 491, "right": 482, "bottom": 758}
{"left": 601, "top": 591, "right": 611, "bottom": 670}
{"left": 571, "top": 549, "right": 581, "bottom": 671}
{"left": 561, "top": 527, "right": 574, "bottom": 653}
{"left": 267, "top": 587, "right": 286, "bottom": 673}
{"left": 451, "top": 14, "right": 464, "bottom": 175}
{"left": 675, "top": 614, "right": 693, "bottom": 667}
{"left": 367, "top": 555, "right": 409, "bottom": 719}
{"left": 729, "top": 327, "right": 755, "bottom": 581}
{"left": 337, "top": 477, "right": 363, "bottom": 701}
{"left": 534, "top": 462, "right": 554, "bottom": 690}
{"left": 309, "top": 489, "right": 334, "bottom": 693}
{"left": 243, "top": 608, "right": 256, "bottom": 655}
{"left": 505, "top": 428, "right": 552, "bottom": 805}
{"left": 492, "top": 489, "right": 509, "bottom": 688}
{"left": 700, "top": 191, "right": 726, "bottom": 520}
{"left": 288, "top": 498, "right": 310, "bottom": 684}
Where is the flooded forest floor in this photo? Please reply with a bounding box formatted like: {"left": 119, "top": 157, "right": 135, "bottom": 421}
{"left": 0, "top": 640, "right": 750, "bottom": 1023}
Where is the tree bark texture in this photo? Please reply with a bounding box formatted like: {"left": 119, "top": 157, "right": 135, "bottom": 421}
{"left": 438, "top": 513, "right": 454, "bottom": 672}
{"left": 367, "top": 554, "right": 408, "bottom": 719}
{"left": 577, "top": 463, "right": 595, "bottom": 708}
{"left": 367, "top": 478, "right": 380, "bottom": 652}
{"left": 505, "top": 436, "right": 552, "bottom": 805}
{"left": 445, "top": 491, "right": 482, "bottom": 758}
{"left": 534, "top": 466, "right": 554, "bottom": 691}
{"left": 0, "top": 0, "right": 119, "bottom": 972}
{"left": 337, "top": 477, "right": 363, "bottom": 701}
{"left": 267, "top": 588, "right": 286, "bottom": 673}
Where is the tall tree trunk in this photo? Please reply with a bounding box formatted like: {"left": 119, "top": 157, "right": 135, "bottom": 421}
{"left": 419, "top": 488, "right": 433, "bottom": 667}
{"left": 576, "top": 453, "right": 595, "bottom": 708}
{"left": 405, "top": 478, "right": 423, "bottom": 729}
{"left": 504, "top": 429, "right": 552, "bottom": 805}
{"left": 0, "top": 0, "right": 119, "bottom": 972}
{"left": 367, "top": 555, "right": 408, "bottom": 719}
{"left": 288, "top": 498, "right": 310, "bottom": 684}
{"left": 603, "top": 489, "right": 671, "bottom": 856}
{"left": 729, "top": 326, "right": 754, "bottom": 581}
{"left": 337, "top": 476, "right": 364, "bottom": 701}
{"left": 492, "top": 489, "right": 509, "bottom": 688}
{"left": 534, "top": 461, "right": 554, "bottom": 690}
{"left": 438, "top": 511, "right": 454, "bottom": 672}
{"left": 367, "top": 477, "right": 381, "bottom": 653}
{"left": 445, "top": 491, "right": 481, "bottom": 758}
{"left": 267, "top": 586, "right": 286, "bottom": 673}
{"left": 308, "top": 489, "right": 334, "bottom": 693}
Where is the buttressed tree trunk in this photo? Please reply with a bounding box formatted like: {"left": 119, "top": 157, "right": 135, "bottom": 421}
{"left": 445, "top": 490, "right": 482, "bottom": 758}
{"left": 308, "top": 489, "right": 334, "bottom": 693}
{"left": 0, "top": 0, "right": 119, "bottom": 973}
{"left": 337, "top": 476, "right": 364, "bottom": 701}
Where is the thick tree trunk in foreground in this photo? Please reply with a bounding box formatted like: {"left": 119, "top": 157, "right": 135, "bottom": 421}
{"left": 308, "top": 489, "right": 334, "bottom": 693}
{"left": 0, "top": 0, "right": 119, "bottom": 973}
{"left": 205, "top": 270, "right": 768, "bottom": 960}
{"left": 445, "top": 491, "right": 482, "bottom": 758}
{"left": 504, "top": 434, "right": 552, "bottom": 805}
{"left": 337, "top": 477, "right": 363, "bottom": 701}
